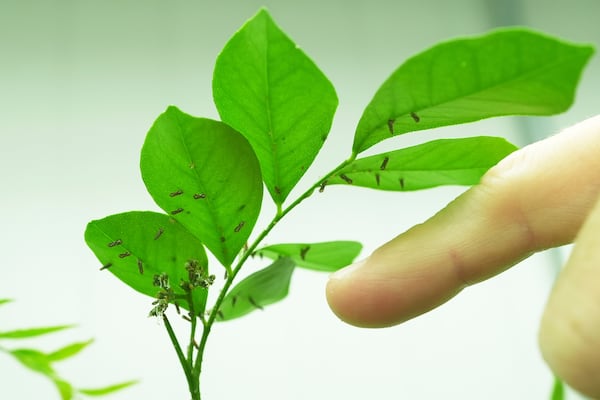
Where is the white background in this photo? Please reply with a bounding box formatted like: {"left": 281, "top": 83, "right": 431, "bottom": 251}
{"left": 1, "top": 0, "right": 599, "bottom": 399}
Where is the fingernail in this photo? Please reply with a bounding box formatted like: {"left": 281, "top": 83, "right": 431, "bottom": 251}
{"left": 329, "top": 259, "right": 367, "bottom": 281}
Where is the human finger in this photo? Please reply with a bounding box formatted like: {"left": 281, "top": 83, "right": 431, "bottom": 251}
{"left": 539, "top": 194, "right": 600, "bottom": 399}
{"left": 327, "top": 115, "right": 600, "bottom": 327}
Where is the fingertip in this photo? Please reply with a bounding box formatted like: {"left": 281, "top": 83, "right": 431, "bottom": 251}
{"left": 326, "top": 252, "right": 464, "bottom": 328}
{"left": 326, "top": 259, "right": 401, "bottom": 328}
{"left": 326, "top": 259, "right": 381, "bottom": 328}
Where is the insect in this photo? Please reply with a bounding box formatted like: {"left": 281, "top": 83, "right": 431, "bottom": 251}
{"left": 410, "top": 112, "right": 420, "bottom": 123}
{"left": 174, "top": 303, "right": 181, "bottom": 315}
{"left": 217, "top": 310, "right": 225, "bottom": 320}
{"left": 231, "top": 295, "right": 238, "bottom": 307}
{"left": 234, "top": 221, "right": 245, "bottom": 233}
{"left": 274, "top": 186, "right": 282, "bottom": 195}
{"left": 319, "top": 180, "right": 328, "bottom": 193}
{"left": 118, "top": 251, "right": 131, "bottom": 258}
{"left": 387, "top": 119, "right": 395, "bottom": 134}
{"left": 100, "top": 262, "right": 112, "bottom": 271}
{"left": 380, "top": 156, "right": 389, "bottom": 171}
{"left": 248, "top": 296, "right": 263, "bottom": 310}
{"left": 154, "top": 228, "right": 164, "bottom": 240}
{"left": 375, "top": 173, "right": 381, "bottom": 187}
{"left": 220, "top": 236, "right": 226, "bottom": 243}
{"left": 169, "top": 189, "right": 184, "bottom": 197}
{"left": 107, "top": 239, "right": 122, "bottom": 247}
{"left": 300, "top": 246, "right": 310, "bottom": 261}
{"left": 171, "top": 208, "right": 184, "bottom": 215}
{"left": 137, "top": 259, "right": 144, "bottom": 274}
{"left": 340, "top": 174, "right": 353, "bottom": 184}
{"left": 182, "top": 314, "right": 192, "bottom": 322}
{"left": 399, "top": 178, "right": 405, "bottom": 189}
{"left": 193, "top": 193, "right": 206, "bottom": 200}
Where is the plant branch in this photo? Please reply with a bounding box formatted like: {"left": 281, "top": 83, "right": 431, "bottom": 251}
{"left": 186, "top": 292, "right": 198, "bottom": 365}
{"left": 192, "top": 155, "right": 355, "bottom": 378}
{"left": 162, "top": 314, "right": 198, "bottom": 399}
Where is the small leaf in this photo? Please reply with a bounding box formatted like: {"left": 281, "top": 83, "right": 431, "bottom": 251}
{"left": 332, "top": 137, "right": 517, "bottom": 191}
{"left": 213, "top": 8, "right": 338, "bottom": 205}
{"left": 53, "top": 378, "right": 74, "bottom": 400}
{"left": 551, "top": 377, "right": 564, "bottom": 400}
{"left": 85, "top": 211, "right": 209, "bottom": 314}
{"left": 47, "top": 339, "right": 94, "bottom": 362}
{"left": 257, "top": 241, "right": 362, "bottom": 272}
{"left": 217, "top": 258, "right": 295, "bottom": 321}
{"left": 0, "top": 299, "right": 13, "bottom": 306}
{"left": 78, "top": 380, "right": 139, "bottom": 396}
{"left": 140, "top": 106, "right": 263, "bottom": 266}
{"left": 0, "top": 325, "right": 74, "bottom": 340}
{"left": 354, "top": 28, "right": 594, "bottom": 153}
{"left": 9, "top": 348, "right": 75, "bottom": 399}
{"left": 9, "top": 348, "right": 55, "bottom": 375}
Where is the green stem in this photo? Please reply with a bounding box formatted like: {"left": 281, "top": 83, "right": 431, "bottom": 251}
{"left": 191, "top": 156, "right": 355, "bottom": 384}
{"left": 163, "top": 314, "right": 199, "bottom": 400}
{"left": 186, "top": 292, "right": 197, "bottom": 365}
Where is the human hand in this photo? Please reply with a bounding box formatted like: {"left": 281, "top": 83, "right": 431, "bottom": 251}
{"left": 326, "top": 116, "right": 600, "bottom": 398}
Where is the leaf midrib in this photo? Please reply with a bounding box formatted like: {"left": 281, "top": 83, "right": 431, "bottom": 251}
{"left": 173, "top": 115, "right": 228, "bottom": 263}
{"left": 260, "top": 16, "right": 281, "bottom": 201}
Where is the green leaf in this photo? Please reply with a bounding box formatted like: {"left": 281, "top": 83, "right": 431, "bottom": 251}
{"left": 85, "top": 211, "right": 209, "bottom": 314}
{"left": 0, "top": 325, "right": 74, "bottom": 340}
{"left": 0, "top": 298, "right": 12, "bottom": 306}
{"left": 213, "top": 8, "right": 338, "bottom": 205}
{"left": 331, "top": 137, "right": 517, "bottom": 191}
{"left": 217, "top": 258, "right": 295, "bottom": 321}
{"left": 256, "top": 241, "right": 363, "bottom": 272}
{"left": 353, "top": 28, "right": 594, "bottom": 153}
{"left": 78, "top": 380, "right": 138, "bottom": 396}
{"left": 551, "top": 377, "right": 564, "bottom": 400}
{"left": 53, "top": 378, "right": 74, "bottom": 400}
{"left": 47, "top": 339, "right": 94, "bottom": 362}
{"left": 9, "top": 348, "right": 55, "bottom": 375}
{"left": 140, "top": 106, "right": 263, "bottom": 267}
{"left": 9, "top": 348, "right": 74, "bottom": 399}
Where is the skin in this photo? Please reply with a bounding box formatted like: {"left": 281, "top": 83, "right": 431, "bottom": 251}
{"left": 326, "top": 115, "right": 600, "bottom": 398}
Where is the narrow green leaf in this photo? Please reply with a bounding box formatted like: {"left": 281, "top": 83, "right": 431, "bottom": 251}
{"left": 0, "top": 299, "right": 13, "bottom": 306}
{"left": 53, "top": 378, "right": 74, "bottom": 400}
{"left": 140, "top": 106, "right": 263, "bottom": 267}
{"left": 47, "top": 339, "right": 94, "bottom": 362}
{"left": 551, "top": 377, "right": 564, "bottom": 400}
{"left": 78, "top": 380, "right": 138, "bottom": 396}
{"left": 217, "top": 258, "right": 295, "bottom": 321}
{"left": 256, "top": 241, "right": 363, "bottom": 272}
{"left": 332, "top": 137, "right": 517, "bottom": 191}
{"left": 213, "top": 8, "right": 338, "bottom": 205}
{"left": 10, "top": 348, "right": 74, "bottom": 399}
{"left": 0, "top": 325, "right": 74, "bottom": 340}
{"left": 85, "top": 211, "right": 209, "bottom": 314}
{"left": 354, "top": 28, "right": 594, "bottom": 153}
{"left": 9, "top": 348, "right": 55, "bottom": 375}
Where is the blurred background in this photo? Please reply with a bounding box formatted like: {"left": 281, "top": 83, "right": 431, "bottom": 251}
{"left": 1, "top": 0, "right": 598, "bottom": 399}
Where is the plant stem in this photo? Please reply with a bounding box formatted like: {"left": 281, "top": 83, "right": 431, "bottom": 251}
{"left": 186, "top": 292, "right": 197, "bottom": 365}
{"left": 162, "top": 314, "right": 199, "bottom": 400}
{"left": 190, "top": 155, "right": 356, "bottom": 390}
